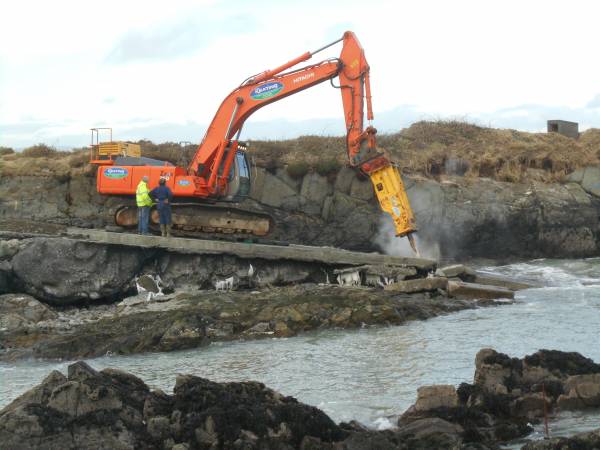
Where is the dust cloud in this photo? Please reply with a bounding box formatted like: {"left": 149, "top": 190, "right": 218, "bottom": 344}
{"left": 374, "top": 215, "right": 441, "bottom": 261}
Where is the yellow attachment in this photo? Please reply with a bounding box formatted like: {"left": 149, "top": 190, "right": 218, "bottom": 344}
{"left": 369, "top": 165, "right": 417, "bottom": 237}
{"left": 96, "top": 141, "right": 141, "bottom": 158}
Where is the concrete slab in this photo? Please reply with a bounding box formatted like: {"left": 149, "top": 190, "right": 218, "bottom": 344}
{"left": 437, "top": 264, "right": 475, "bottom": 280}
{"left": 384, "top": 277, "right": 448, "bottom": 293}
{"left": 473, "top": 274, "right": 534, "bottom": 291}
{"left": 66, "top": 228, "right": 437, "bottom": 270}
{"left": 447, "top": 281, "right": 514, "bottom": 300}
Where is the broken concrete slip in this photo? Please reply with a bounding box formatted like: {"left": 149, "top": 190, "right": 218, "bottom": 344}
{"left": 1, "top": 231, "right": 526, "bottom": 307}
{"left": 447, "top": 280, "right": 515, "bottom": 300}
{"left": 65, "top": 227, "right": 437, "bottom": 270}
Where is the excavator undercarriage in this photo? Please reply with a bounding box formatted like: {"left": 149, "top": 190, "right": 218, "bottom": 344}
{"left": 114, "top": 203, "right": 273, "bottom": 236}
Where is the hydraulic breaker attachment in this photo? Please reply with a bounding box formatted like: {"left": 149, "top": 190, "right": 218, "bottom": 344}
{"left": 369, "top": 165, "right": 419, "bottom": 254}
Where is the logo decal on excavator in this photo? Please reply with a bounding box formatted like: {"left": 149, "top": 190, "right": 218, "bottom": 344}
{"left": 103, "top": 167, "right": 128, "bottom": 179}
{"left": 177, "top": 180, "right": 191, "bottom": 186}
{"left": 250, "top": 82, "right": 283, "bottom": 100}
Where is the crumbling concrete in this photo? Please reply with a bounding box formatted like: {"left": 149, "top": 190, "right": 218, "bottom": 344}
{"left": 436, "top": 264, "right": 475, "bottom": 280}
{"left": 447, "top": 280, "right": 515, "bottom": 300}
{"left": 383, "top": 277, "right": 448, "bottom": 293}
{"left": 473, "top": 274, "right": 535, "bottom": 291}
{"left": 67, "top": 228, "right": 436, "bottom": 270}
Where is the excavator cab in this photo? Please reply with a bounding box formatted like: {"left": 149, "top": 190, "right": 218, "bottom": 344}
{"left": 225, "top": 146, "right": 252, "bottom": 201}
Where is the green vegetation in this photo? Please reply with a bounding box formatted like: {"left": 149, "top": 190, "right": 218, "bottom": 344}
{"left": 286, "top": 160, "right": 310, "bottom": 179}
{"left": 315, "top": 157, "right": 341, "bottom": 176}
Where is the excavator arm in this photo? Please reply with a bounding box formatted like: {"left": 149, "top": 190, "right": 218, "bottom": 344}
{"left": 193, "top": 32, "right": 418, "bottom": 248}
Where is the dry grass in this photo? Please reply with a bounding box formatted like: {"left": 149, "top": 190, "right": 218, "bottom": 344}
{"left": 249, "top": 121, "right": 600, "bottom": 183}
{"left": 3, "top": 122, "right": 600, "bottom": 183}
{"left": 384, "top": 120, "right": 600, "bottom": 182}
{"left": 0, "top": 147, "right": 93, "bottom": 179}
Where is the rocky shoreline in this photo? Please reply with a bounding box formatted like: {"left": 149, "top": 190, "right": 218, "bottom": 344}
{"left": 0, "top": 229, "right": 524, "bottom": 362}
{"left": 2, "top": 348, "right": 600, "bottom": 449}
{"left": 1, "top": 283, "right": 509, "bottom": 361}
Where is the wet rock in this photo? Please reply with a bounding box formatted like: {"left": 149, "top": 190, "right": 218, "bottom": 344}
{"left": 448, "top": 281, "right": 515, "bottom": 300}
{"left": 557, "top": 374, "right": 600, "bottom": 410}
{"left": 400, "top": 349, "right": 600, "bottom": 447}
{"left": 0, "top": 293, "right": 57, "bottom": 330}
{"left": 0, "top": 285, "right": 494, "bottom": 361}
{"left": 0, "top": 364, "right": 351, "bottom": 449}
{"left": 473, "top": 348, "right": 523, "bottom": 394}
{"left": 521, "top": 428, "right": 600, "bottom": 449}
{"left": 397, "top": 417, "right": 464, "bottom": 440}
{"left": 11, "top": 238, "right": 148, "bottom": 304}
{"left": 413, "top": 385, "right": 459, "bottom": 412}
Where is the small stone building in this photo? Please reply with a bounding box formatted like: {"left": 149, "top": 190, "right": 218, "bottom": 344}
{"left": 547, "top": 120, "right": 579, "bottom": 139}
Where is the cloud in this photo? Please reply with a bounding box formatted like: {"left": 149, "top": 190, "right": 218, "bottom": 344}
{"left": 106, "top": 14, "right": 256, "bottom": 63}
{"left": 587, "top": 94, "right": 600, "bottom": 108}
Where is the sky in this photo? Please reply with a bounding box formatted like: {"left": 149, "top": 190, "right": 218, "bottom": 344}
{"left": 1, "top": 0, "right": 600, "bottom": 149}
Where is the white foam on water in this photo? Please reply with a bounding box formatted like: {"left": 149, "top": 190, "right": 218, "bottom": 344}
{"left": 372, "top": 416, "right": 395, "bottom": 430}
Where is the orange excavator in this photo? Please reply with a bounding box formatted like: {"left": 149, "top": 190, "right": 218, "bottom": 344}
{"left": 91, "top": 31, "right": 418, "bottom": 252}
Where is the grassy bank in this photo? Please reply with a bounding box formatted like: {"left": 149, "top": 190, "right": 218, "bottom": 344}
{"left": 2, "top": 121, "right": 600, "bottom": 183}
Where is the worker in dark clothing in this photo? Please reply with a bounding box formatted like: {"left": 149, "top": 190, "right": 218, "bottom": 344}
{"left": 150, "top": 177, "right": 173, "bottom": 237}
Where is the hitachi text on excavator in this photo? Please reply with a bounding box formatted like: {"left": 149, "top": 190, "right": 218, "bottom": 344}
{"left": 90, "top": 31, "right": 419, "bottom": 253}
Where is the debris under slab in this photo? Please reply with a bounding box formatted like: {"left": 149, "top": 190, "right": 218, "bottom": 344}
{"left": 383, "top": 277, "right": 449, "bottom": 293}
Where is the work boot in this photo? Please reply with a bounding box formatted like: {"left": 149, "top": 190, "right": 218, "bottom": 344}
{"left": 166, "top": 224, "right": 172, "bottom": 238}
{"left": 160, "top": 225, "right": 166, "bottom": 237}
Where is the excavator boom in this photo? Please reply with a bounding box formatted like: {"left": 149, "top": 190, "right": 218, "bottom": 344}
{"left": 92, "top": 31, "right": 418, "bottom": 246}
{"left": 187, "top": 31, "right": 417, "bottom": 240}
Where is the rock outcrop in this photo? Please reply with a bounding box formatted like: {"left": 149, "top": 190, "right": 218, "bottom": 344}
{"left": 2, "top": 165, "right": 600, "bottom": 259}
{"left": 521, "top": 428, "right": 600, "bottom": 449}
{"left": 3, "top": 350, "right": 600, "bottom": 449}
{"left": 10, "top": 238, "right": 147, "bottom": 303}
{"left": 0, "top": 293, "right": 57, "bottom": 332}
{"left": 0, "top": 361, "right": 343, "bottom": 450}
{"left": 398, "top": 348, "right": 600, "bottom": 445}
{"left": 0, "top": 236, "right": 329, "bottom": 304}
{"left": 0, "top": 284, "right": 494, "bottom": 361}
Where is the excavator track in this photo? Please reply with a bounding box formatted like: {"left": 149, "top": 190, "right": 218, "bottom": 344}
{"left": 114, "top": 203, "right": 273, "bottom": 237}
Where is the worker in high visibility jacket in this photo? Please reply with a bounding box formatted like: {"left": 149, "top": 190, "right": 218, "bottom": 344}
{"left": 136, "top": 176, "right": 153, "bottom": 235}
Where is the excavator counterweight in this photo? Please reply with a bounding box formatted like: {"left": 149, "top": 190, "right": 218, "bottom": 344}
{"left": 91, "top": 32, "right": 419, "bottom": 252}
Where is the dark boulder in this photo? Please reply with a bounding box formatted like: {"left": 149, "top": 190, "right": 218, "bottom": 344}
{"left": 11, "top": 238, "right": 149, "bottom": 304}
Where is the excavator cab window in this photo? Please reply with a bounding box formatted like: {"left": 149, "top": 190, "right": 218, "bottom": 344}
{"left": 225, "top": 150, "right": 251, "bottom": 201}
{"left": 235, "top": 150, "right": 251, "bottom": 198}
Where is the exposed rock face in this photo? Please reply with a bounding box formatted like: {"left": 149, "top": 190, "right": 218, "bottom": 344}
{"left": 0, "top": 284, "right": 489, "bottom": 361}
{"left": 3, "top": 351, "right": 599, "bottom": 449}
{"left": 10, "top": 238, "right": 148, "bottom": 304}
{"left": 0, "top": 361, "right": 445, "bottom": 450}
{"left": 521, "top": 428, "right": 600, "bottom": 449}
{"left": 2, "top": 166, "right": 600, "bottom": 258}
{"left": 0, "top": 293, "right": 57, "bottom": 331}
{"left": 1, "top": 235, "right": 344, "bottom": 305}
{"left": 399, "top": 348, "right": 600, "bottom": 446}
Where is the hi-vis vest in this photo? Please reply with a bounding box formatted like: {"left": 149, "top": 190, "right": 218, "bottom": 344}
{"left": 136, "top": 181, "right": 153, "bottom": 207}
